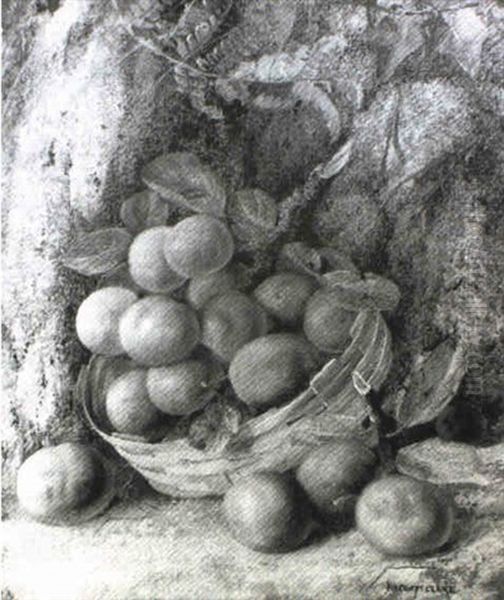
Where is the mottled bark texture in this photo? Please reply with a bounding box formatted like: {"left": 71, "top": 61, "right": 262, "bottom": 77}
{"left": 3, "top": 1, "right": 504, "bottom": 501}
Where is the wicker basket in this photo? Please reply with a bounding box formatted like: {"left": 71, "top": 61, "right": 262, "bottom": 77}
{"left": 79, "top": 309, "right": 392, "bottom": 497}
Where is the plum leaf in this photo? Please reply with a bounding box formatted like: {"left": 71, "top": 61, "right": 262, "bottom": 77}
{"left": 120, "top": 190, "right": 170, "bottom": 234}
{"left": 275, "top": 242, "right": 323, "bottom": 277}
{"left": 322, "top": 271, "right": 401, "bottom": 312}
{"left": 394, "top": 341, "right": 466, "bottom": 428}
{"left": 396, "top": 438, "right": 490, "bottom": 486}
{"left": 142, "top": 152, "right": 226, "bottom": 217}
{"left": 228, "top": 188, "right": 278, "bottom": 232}
{"left": 62, "top": 228, "right": 132, "bottom": 276}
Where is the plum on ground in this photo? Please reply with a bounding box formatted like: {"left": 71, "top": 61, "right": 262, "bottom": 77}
{"left": 356, "top": 475, "right": 454, "bottom": 557}
{"left": 223, "top": 472, "right": 313, "bottom": 553}
{"left": 296, "top": 439, "right": 377, "bottom": 525}
{"left": 16, "top": 443, "right": 114, "bottom": 524}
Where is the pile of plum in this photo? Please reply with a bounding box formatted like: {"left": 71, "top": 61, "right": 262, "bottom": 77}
{"left": 75, "top": 214, "right": 357, "bottom": 439}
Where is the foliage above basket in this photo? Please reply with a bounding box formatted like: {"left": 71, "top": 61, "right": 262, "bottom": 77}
{"left": 111, "top": 0, "right": 504, "bottom": 127}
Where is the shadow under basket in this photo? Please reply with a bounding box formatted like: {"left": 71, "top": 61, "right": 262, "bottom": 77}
{"left": 79, "top": 310, "right": 392, "bottom": 498}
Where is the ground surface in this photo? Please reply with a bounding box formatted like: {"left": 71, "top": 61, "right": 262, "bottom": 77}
{"left": 3, "top": 481, "right": 504, "bottom": 600}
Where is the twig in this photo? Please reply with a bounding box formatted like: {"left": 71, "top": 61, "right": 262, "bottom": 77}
{"left": 365, "top": 389, "right": 397, "bottom": 473}
{"left": 378, "top": 0, "right": 479, "bottom": 16}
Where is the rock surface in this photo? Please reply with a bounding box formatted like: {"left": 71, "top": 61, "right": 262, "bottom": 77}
{"left": 3, "top": 483, "right": 504, "bottom": 599}
{"left": 2, "top": 0, "right": 233, "bottom": 494}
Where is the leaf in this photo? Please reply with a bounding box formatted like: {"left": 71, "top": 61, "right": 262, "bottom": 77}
{"left": 322, "top": 271, "right": 401, "bottom": 312}
{"left": 142, "top": 152, "right": 226, "bottom": 217}
{"left": 394, "top": 341, "right": 466, "bottom": 428}
{"left": 222, "top": 32, "right": 374, "bottom": 113}
{"left": 350, "top": 81, "right": 477, "bottom": 192}
{"left": 275, "top": 242, "right": 322, "bottom": 277}
{"left": 173, "top": 0, "right": 233, "bottom": 59}
{"left": 62, "top": 228, "right": 132, "bottom": 276}
{"left": 97, "top": 262, "right": 143, "bottom": 294}
{"left": 187, "top": 395, "right": 248, "bottom": 452}
{"left": 438, "top": 7, "right": 490, "bottom": 78}
{"left": 327, "top": 4, "right": 370, "bottom": 40}
{"left": 376, "top": 13, "right": 426, "bottom": 82}
{"left": 120, "top": 190, "right": 171, "bottom": 234}
{"left": 228, "top": 188, "right": 278, "bottom": 231}
{"left": 227, "top": 35, "right": 348, "bottom": 84}
{"left": 396, "top": 438, "right": 490, "bottom": 486}
{"left": 204, "top": 0, "right": 297, "bottom": 74}
{"left": 317, "top": 139, "right": 353, "bottom": 180}
{"left": 174, "top": 64, "right": 225, "bottom": 120}
{"left": 292, "top": 82, "right": 341, "bottom": 143}
{"left": 316, "top": 247, "right": 359, "bottom": 273}
{"left": 228, "top": 189, "right": 278, "bottom": 251}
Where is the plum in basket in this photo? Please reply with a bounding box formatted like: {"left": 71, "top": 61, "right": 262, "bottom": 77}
{"left": 254, "top": 272, "right": 318, "bottom": 327}
{"left": 164, "top": 215, "right": 234, "bottom": 278}
{"left": 105, "top": 369, "right": 164, "bottom": 435}
{"left": 201, "top": 291, "right": 269, "bottom": 363}
{"left": 76, "top": 287, "right": 137, "bottom": 356}
{"left": 229, "top": 333, "right": 321, "bottom": 409}
{"left": 128, "top": 226, "right": 186, "bottom": 294}
{"left": 119, "top": 296, "right": 200, "bottom": 366}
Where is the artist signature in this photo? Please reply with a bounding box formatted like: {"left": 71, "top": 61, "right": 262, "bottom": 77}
{"left": 365, "top": 565, "right": 458, "bottom": 598}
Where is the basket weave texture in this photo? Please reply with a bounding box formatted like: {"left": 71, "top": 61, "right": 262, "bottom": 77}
{"left": 80, "top": 309, "right": 392, "bottom": 497}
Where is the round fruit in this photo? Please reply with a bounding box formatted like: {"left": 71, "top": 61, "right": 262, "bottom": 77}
{"left": 164, "top": 215, "right": 234, "bottom": 278}
{"left": 296, "top": 439, "right": 377, "bottom": 524}
{"left": 254, "top": 273, "right": 318, "bottom": 327}
{"left": 119, "top": 296, "right": 200, "bottom": 366}
{"left": 223, "top": 472, "right": 312, "bottom": 553}
{"left": 128, "top": 226, "right": 186, "bottom": 293}
{"left": 186, "top": 266, "right": 237, "bottom": 310}
{"left": 229, "top": 334, "right": 320, "bottom": 408}
{"left": 356, "top": 475, "right": 454, "bottom": 557}
{"left": 147, "top": 360, "right": 211, "bottom": 416}
{"left": 201, "top": 291, "right": 269, "bottom": 363}
{"left": 105, "top": 369, "right": 164, "bottom": 435}
{"left": 16, "top": 443, "right": 114, "bottom": 524}
{"left": 303, "top": 289, "right": 356, "bottom": 353}
{"left": 75, "top": 287, "right": 137, "bottom": 355}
